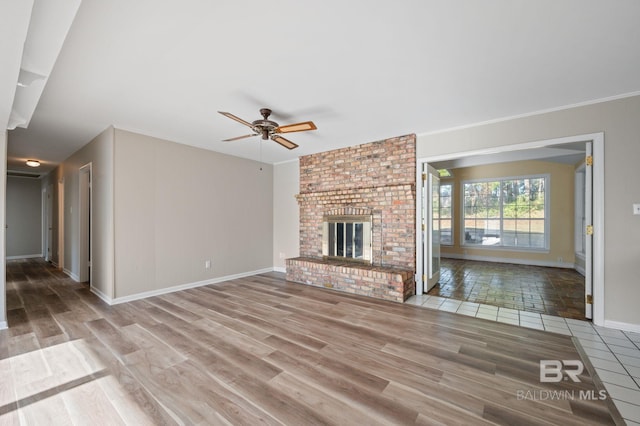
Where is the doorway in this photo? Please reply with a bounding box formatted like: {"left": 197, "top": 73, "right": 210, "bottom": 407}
{"left": 42, "top": 184, "right": 53, "bottom": 262}
{"left": 79, "top": 164, "right": 92, "bottom": 284}
{"left": 416, "top": 133, "right": 604, "bottom": 326}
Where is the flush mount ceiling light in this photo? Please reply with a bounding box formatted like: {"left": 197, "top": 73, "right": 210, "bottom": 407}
{"left": 25, "top": 160, "right": 41, "bottom": 167}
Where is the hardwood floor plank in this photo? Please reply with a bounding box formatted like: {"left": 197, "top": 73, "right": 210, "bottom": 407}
{"left": 144, "top": 296, "right": 202, "bottom": 323}
{"left": 172, "top": 360, "right": 283, "bottom": 426}
{"left": 5, "top": 308, "right": 32, "bottom": 338}
{"left": 23, "top": 305, "right": 63, "bottom": 340}
{"left": 382, "top": 341, "right": 497, "bottom": 376}
{"left": 85, "top": 318, "right": 141, "bottom": 359}
{"left": 237, "top": 313, "right": 328, "bottom": 351}
{"left": 269, "top": 372, "right": 388, "bottom": 426}
{"left": 84, "top": 336, "right": 179, "bottom": 426}
{"left": 216, "top": 369, "right": 332, "bottom": 426}
{"left": 439, "top": 371, "right": 580, "bottom": 424}
{"left": 192, "top": 317, "right": 276, "bottom": 358}
{"left": 1, "top": 260, "right": 619, "bottom": 425}
{"left": 383, "top": 381, "right": 492, "bottom": 425}
{"left": 121, "top": 324, "right": 188, "bottom": 369}
{"left": 264, "top": 335, "right": 390, "bottom": 393}
{"left": 60, "top": 377, "right": 127, "bottom": 426}
{"left": 266, "top": 349, "right": 420, "bottom": 425}
{"left": 7, "top": 333, "right": 40, "bottom": 358}
{"left": 18, "top": 394, "right": 74, "bottom": 425}
{"left": 319, "top": 343, "right": 445, "bottom": 397}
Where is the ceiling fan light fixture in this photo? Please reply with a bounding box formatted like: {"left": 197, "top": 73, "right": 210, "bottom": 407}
{"left": 26, "top": 160, "right": 41, "bottom": 167}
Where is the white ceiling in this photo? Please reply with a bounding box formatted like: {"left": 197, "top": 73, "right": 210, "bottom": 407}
{"left": 5, "top": 0, "right": 640, "bottom": 175}
{"left": 432, "top": 142, "right": 587, "bottom": 170}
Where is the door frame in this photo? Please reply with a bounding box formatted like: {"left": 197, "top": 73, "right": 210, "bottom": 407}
{"left": 423, "top": 164, "right": 441, "bottom": 292}
{"left": 79, "top": 163, "right": 92, "bottom": 285}
{"left": 416, "top": 132, "right": 604, "bottom": 326}
{"left": 42, "top": 183, "right": 53, "bottom": 262}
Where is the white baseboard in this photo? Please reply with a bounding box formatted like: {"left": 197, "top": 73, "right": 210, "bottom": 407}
{"left": 6, "top": 254, "right": 42, "bottom": 260}
{"left": 442, "top": 253, "right": 575, "bottom": 269}
{"left": 109, "top": 267, "right": 275, "bottom": 305}
{"left": 574, "top": 264, "right": 586, "bottom": 276}
{"left": 63, "top": 268, "right": 80, "bottom": 282}
{"left": 90, "top": 286, "right": 113, "bottom": 305}
{"left": 273, "top": 266, "right": 286, "bottom": 273}
{"left": 603, "top": 319, "right": 640, "bottom": 334}
{"left": 0, "top": 321, "right": 7, "bottom": 330}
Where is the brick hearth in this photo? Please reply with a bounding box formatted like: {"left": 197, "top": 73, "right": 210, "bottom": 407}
{"left": 286, "top": 134, "right": 416, "bottom": 302}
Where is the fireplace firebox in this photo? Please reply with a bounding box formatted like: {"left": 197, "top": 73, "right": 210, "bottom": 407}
{"left": 322, "top": 215, "right": 372, "bottom": 264}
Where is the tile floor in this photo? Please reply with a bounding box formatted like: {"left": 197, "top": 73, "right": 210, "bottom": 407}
{"left": 428, "top": 258, "right": 585, "bottom": 319}
{"left": 406, "top": 293, "right": 640, "bottom": 425}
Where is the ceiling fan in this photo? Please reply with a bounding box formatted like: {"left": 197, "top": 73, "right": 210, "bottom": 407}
{"left": 218, "top": 108, "right": 317, "bottom": 150}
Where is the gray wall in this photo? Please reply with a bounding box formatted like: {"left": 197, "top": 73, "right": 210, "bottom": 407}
{"left": 58, "top": 126, "right": 115, "bottom": 298}
{"left": 273, "top": 159, "right": 299, "bottom": 270}
{"left": 113, "top": 129, "right": 273, "bottom": 299}
{"left": 1, "top": 131, "right": 7, "bottom": 328}
{"left": 6, "top": 176, "right": 42, "bottom": 257}
{"left": 415, "top": 95, "right": 640, "bottom": 328}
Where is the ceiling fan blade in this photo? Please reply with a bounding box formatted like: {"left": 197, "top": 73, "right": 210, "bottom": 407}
{"left": 276, "top": 121, "right": 317, "bottom": 133}
{"left": 271, "top": 135, "right": 299, "bottom": 150}
{"left": 222, "top": 134, "right": 257, "bottom": 142}
{"left": 218, "top": 111, "right": 254, "bottom": 128}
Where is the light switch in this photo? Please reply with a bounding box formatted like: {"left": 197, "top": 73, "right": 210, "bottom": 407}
{"left": 634, "top": 204, "right": 640, "bottom": 215}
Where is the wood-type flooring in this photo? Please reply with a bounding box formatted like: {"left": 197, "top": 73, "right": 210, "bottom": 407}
{"left": 0, "top": 259, "right": 621, "bottom": 425}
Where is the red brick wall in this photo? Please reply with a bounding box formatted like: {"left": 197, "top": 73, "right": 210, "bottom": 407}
{"left": 285, "top": 257, "right": 415, "bottom": 303}
{"left": 296, "top": 134, "right": 416, "bottom": 270}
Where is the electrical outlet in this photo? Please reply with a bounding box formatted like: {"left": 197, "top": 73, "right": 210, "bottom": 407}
{"left": 205, "top": 260, "right": 211, "bottom": 269}
{"left": 633, "top": 203, "right": 640, "bottom": 215}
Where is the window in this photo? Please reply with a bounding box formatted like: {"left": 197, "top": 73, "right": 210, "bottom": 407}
{"left": 463, "top": 175, "right": 547, "bottom": 249}
{"left": 439, "top": 183, "right": 453, "bottom": 245}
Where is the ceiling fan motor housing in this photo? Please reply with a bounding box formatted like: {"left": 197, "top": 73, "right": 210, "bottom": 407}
{"left": 252, "top": 109, "right": 279, "bottom": 139}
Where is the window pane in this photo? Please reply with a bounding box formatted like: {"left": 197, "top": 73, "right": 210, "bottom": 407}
{"left": 515, "top": 219, "right": 531, "bottom": 247}
{"left": 530, "top": 219, "right": 545, "bottom": 248}
{"left": 354, "top": 223, "right": 363, "bottom": 258}
{"left": 463, "top": 176, "right": 547, "bottom": 249}
{"left": 438, "top": 183, "right": 453, "bottom": 246}
{"left": 336, "top": 223, "right": 344, "bottom": 256}
{"left": 345, "top": 223, "right": 353, "bottom": 257}
{"left": 328, "top": 223, "right": 335, "bottom": 256}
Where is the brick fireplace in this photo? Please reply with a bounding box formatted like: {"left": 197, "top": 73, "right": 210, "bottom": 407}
{"left": 286, "top": 134, "right": 416, "bottom": 302}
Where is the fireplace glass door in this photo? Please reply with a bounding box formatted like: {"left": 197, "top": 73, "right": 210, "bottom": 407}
{"left": 323, "top": 215, "right": 372, "bottom": 263}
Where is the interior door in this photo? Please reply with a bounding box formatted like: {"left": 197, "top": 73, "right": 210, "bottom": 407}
{"left": 584, "top": 142, "right": 593, "bottom": 319}
{"left": 425, "top": 165, "right": 441, "bottom": 292}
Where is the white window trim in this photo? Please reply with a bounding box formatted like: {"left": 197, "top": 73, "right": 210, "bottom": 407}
{"left": 439, "top": 182, "right": 454, "bottom": 246}
{"left": 460, "top": 174, "right": 550, "bottom": 251}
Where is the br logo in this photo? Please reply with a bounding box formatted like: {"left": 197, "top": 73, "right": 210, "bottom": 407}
{"left": 540, "top": 360, "right": 584, "bottom": 382}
